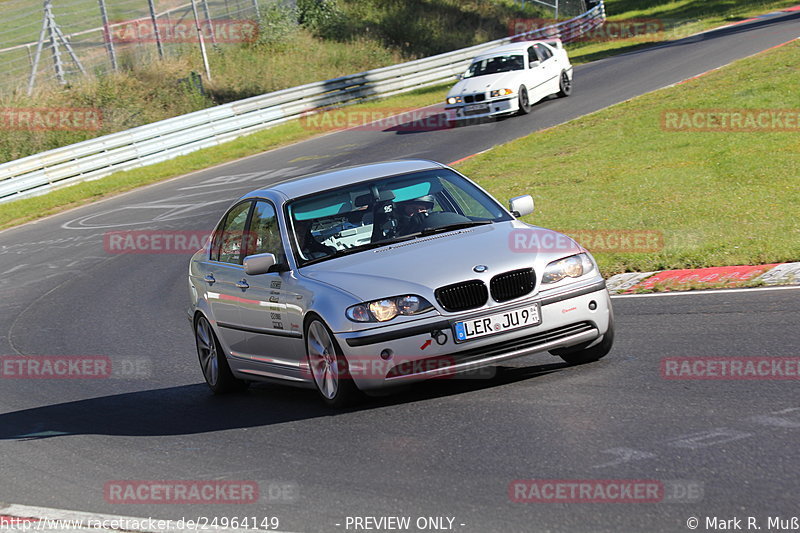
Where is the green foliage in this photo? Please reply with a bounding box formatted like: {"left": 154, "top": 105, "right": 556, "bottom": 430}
{"left": 297, "top": 0, "right": 350, "bottom": 40}
{"left": 254, "top": 2, "right": 299, "bottom": 50}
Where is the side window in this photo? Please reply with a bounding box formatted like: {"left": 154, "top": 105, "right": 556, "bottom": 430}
{"left": 247, "top": 201, "right": 285, "bottom": 263}
{"left": 213, "top": 201, "right": 252, "bottom": 264}
{"left": 535, "top": 44, "right": 553, "bottom": 62}
{"left": 527, "top": 46, "right": 537, "bottom": 67}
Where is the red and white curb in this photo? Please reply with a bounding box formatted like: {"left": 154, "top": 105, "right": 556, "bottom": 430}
{"left": 0, "top": 503, "right": 290, "bottom": 533}
{"left": 606, "top": 262, "right": 800, "bottom": 294}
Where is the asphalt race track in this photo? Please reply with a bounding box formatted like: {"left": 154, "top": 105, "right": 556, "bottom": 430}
{"left": 0, "top": 12, "right": 799, "bottom": 533}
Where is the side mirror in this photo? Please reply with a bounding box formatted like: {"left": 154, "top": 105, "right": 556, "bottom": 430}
{"left": 243, "top": 253, "right": 278, "bottom": 275}
{"left": 456, "top": 72, "right": 464, "bottom": 81}
{"left": 529, "top": 60, "right": 540, "bottom": 68}
{"left": 509, "top": 195, "right": 534, "bottom": 218}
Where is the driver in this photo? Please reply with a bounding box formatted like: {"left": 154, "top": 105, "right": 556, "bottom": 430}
{"left": 396, "top": 194, "right": 435, "bottom": 234}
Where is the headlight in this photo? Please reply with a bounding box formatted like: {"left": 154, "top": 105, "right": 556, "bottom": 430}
{"left": 541, "top": 254, "right": 596, "bottom": 284}
{"left": 346, "top": 295, "right": 434, "bottom": 322}
{"left": 490, "top": 88, "right": 514, "bottom": 97}
{"left": 446, "top": 96, "right": 462, "bottom": 105}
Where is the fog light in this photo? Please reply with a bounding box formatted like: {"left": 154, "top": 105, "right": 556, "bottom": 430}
{"left": 380, "top": 349, "right": 393, "bottom": 360}
{"left": 589, "top": 301, "right": 597, "bottom": 311}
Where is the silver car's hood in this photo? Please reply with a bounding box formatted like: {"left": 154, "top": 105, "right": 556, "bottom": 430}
{"left": 300, "top": 221, "right": 582, "bottom": 303}
{"left": 448, "top": 72, "right": 521, "bottom": 97}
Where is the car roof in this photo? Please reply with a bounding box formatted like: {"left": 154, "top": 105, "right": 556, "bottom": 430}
{"left": 474, "top": 40, "right": 547, "bottom": 59}
{"left": 244, "top": 159, "right": 446, "bottom": 201}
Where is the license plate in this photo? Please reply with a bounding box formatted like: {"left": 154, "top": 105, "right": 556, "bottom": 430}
{"left": 464, "top": 104, "right": 489, "bottom": 112}
{"left": 453, "top": 303, "right": 541, "bottom": 343}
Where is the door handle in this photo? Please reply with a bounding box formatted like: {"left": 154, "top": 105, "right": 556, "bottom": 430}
{"left": 236, "top": 279, "right": 249, "bottom": 290}
{"left": 204, "top": 274, "right": 215, "bottom": 284}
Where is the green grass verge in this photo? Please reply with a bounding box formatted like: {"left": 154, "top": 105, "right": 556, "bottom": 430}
{"left": 0, "top": 83, "right": 450, "bottom": 231}
{"left": 456, "top": 41, "right": 800, "bottom": 276}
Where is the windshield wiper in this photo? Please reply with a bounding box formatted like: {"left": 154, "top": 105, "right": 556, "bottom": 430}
{"left": 318, "top": 233, "right": 422, "bottom": 260}
{"left": 419, "top": 219, "right": 492, "bottom": 236}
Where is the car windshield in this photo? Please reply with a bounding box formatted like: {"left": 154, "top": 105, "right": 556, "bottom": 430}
{"left": 287, "top": 168, "right": 513, "bottom": 265}
{"left": 463, "top": 54, "right": 525, "bottom": 79}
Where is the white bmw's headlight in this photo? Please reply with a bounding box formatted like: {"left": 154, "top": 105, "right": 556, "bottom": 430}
{"left": 346, "top": 295, "right": 434, "bottom": 322}
{"left": 446, "top": 96, "right": 462, "bottom": 105}
{"left": 541, "top": 254, "right": 596, "bottom": 284}
{"left": 490, "top": 88, "right": 514, "bottom": 97}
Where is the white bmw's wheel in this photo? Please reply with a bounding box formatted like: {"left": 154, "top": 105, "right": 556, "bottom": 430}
{"left": 557, "top": 70, "right": 572, "bottom": 97}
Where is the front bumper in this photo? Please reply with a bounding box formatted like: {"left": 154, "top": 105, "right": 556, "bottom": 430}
{"left": 445, "top": 96, "right": 518, "bottom": 121}
{"left": 335, "top": 279, "right": 611, "bottom": 391}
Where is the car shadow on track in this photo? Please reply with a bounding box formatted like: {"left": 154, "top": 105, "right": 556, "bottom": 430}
{"left": 0, "top": 362, "right": 572, "bottom": 440}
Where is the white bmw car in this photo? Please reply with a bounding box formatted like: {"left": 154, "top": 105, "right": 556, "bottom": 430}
{"left": 445, "top": 40, "right": 573, "bottom": 121}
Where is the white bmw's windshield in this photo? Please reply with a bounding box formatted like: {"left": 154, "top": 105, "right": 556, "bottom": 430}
{"left": 463, "top": 54, "right": 525, "bottom": 79}
{"left": 287, "top": 169, "right": 512, "bottom": 265}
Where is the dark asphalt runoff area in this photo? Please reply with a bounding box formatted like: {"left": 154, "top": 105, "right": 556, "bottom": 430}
{"left": 0, "top": 10, "right": 798, "bottom": 533}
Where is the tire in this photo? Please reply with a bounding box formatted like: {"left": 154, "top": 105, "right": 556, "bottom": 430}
{"left": 557, "top": 70, "right": 572, "bottom": 98}
{"left": 551, "top": 320, "right": 614, "bottom": 366}
{"left": 305, "top": 316, "right": 363, "bottom": 407}
{"left": 517, "top": 85, "right": 531, "bottom": 115}
{"left": 195, "top": 315, "right": 249, "bottom": 394}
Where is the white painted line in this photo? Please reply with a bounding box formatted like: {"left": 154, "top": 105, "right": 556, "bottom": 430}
{"left": 0, "top": 503, "right": 294, "bottom": 532}
{"left": 611, "top": 285, "right": 800, "bottom": 298}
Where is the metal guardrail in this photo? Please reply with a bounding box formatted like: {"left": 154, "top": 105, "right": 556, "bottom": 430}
{"left": 0, "top": 1, "right": 605, "bottom": 204}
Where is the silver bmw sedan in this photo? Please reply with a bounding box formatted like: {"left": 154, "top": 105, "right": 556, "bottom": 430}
{"left": 188, "top": 160, "right": 613, "bottom": 406}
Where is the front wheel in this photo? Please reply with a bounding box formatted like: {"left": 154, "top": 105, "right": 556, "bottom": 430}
{"left": 551, "top": 321, "right": 614, "bottom": 365}
{"left": 195, "top": 315, "right": 248, "bottom": 394}
{"left": 557, "top": 70, "right": 572, "bottom": 97}
{"left": 305, "top": 317, "right": 363, "bottom": 407}
{"left": 517, "top": 85, "right": 531, "bottom": 115}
